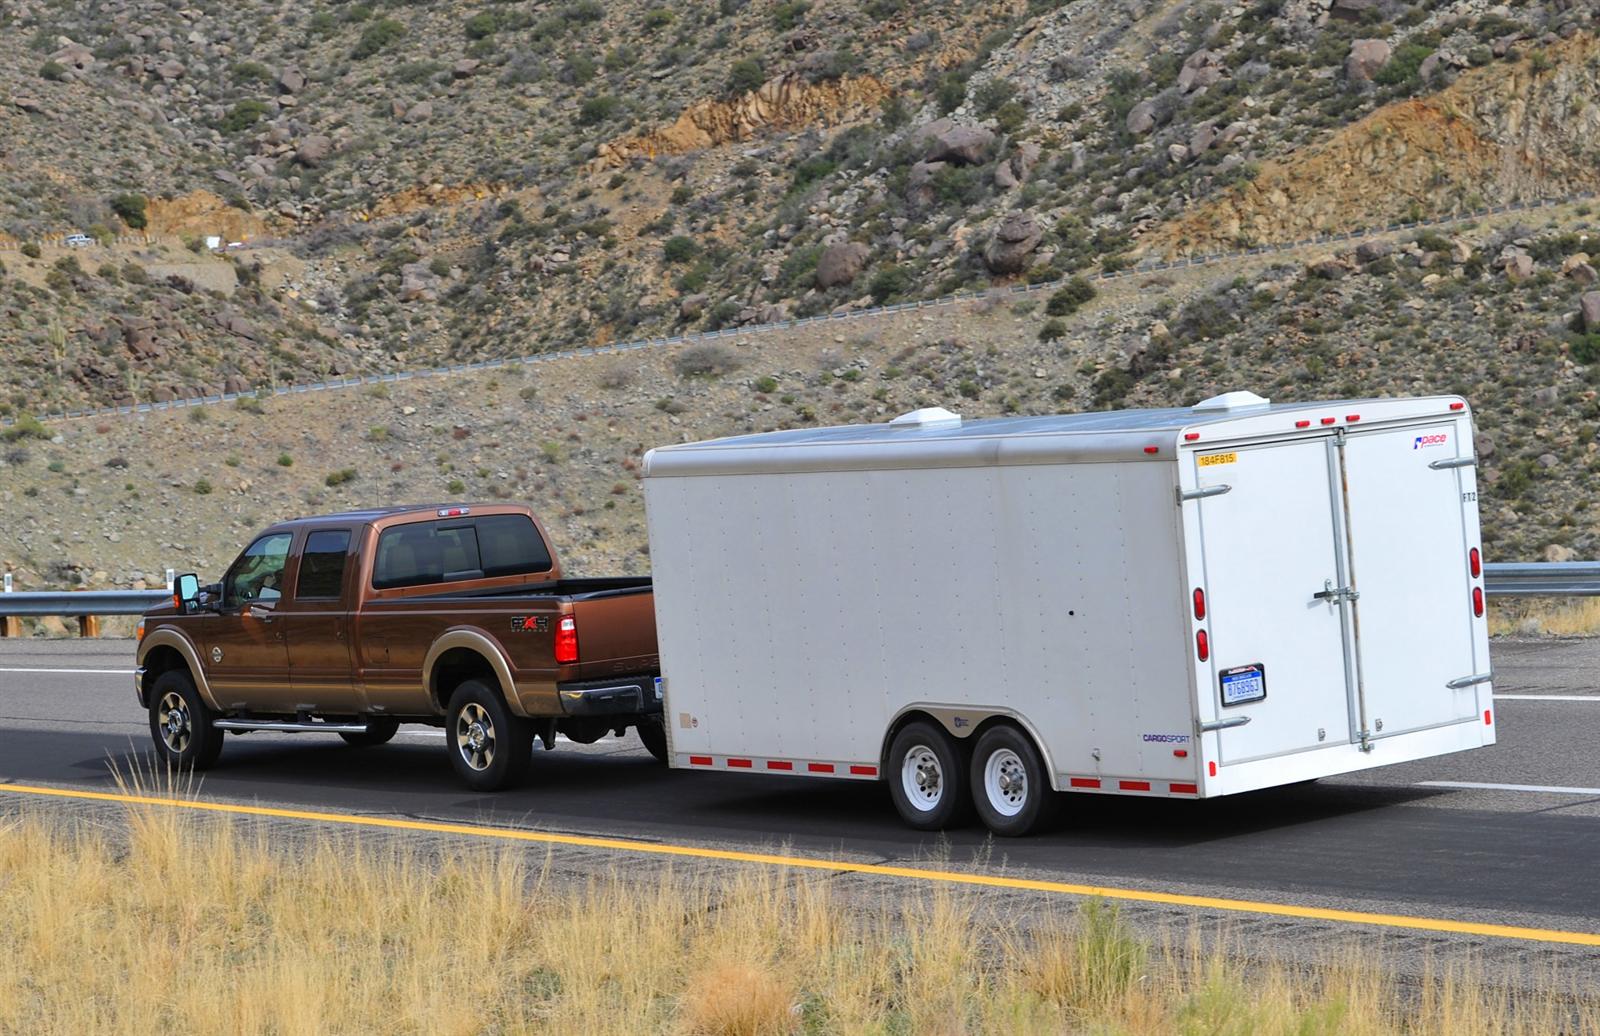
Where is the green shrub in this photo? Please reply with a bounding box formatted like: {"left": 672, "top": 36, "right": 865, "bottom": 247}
{"left": 109, "top": 193, "right": 148, "bottom": 230}
{"left": 447, "top": 478, "right": 466, "bottom": 494}
{"left": 662, "top": 236, "right": 699, "bottom": 263}
{"left": 193, "top": 479, "right": 213, "bottom": 495}
{"left": 726, "top": 58, "right": 764, "bottom": 95}
{"left": 643, "top": 8, "right": 674, "bottom": 28}
{"left": 578, "top": 95, "right": 619, "bottom": 125}
{"left": 1, "top": 414, "right": 49, "bottom": 442}
{"left": 39, "top": 61, "right": 67, "bottom": 81}
{"left": 1572, "top": 333, "right": 1600, "bottom": 366}
{"left": 219, "top": 99, "right": 272, "bottom": 133}
{"left": 868, "top": 265, "right": 911, "bottom": 303}
{"left": 753, "top": 375, "right": 779, "bottom": 393}
{"left": 231, "top": 60, "right": 272, "bottom": 83}
{"left": 1374, "top": 42, "right": 1432, "bottom": 87}
{"left": 21, "top": 242, "right": 41, "bottom": 259}
{"left": 773, "top": 1, "right": 809, "bottom": 29}
{"left": 352, "top": 18, "right": 406, "bottom": 59}
{"left": 276, "top": 453, "right": 293, "bottom": 467}
{"left": 1046, "top": 276, "right": 1096, "bottom": 316}
{"left": 674, "top": 344, "right": 740, "bottom": 377}
{"left": 324, "top": 468, "right": 358, "bottom": 487}
{"left": 1038, "top": 318, "right": 1068, "bottom": 342}
{"left": 973, "top": 78, "right": 1017, "bottom": 116}
{"left": 463, "top": 12, "right": 499, "bottom": 39}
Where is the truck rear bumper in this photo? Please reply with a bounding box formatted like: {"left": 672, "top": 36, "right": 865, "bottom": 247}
{"left": 556, "top": 675, "right": 662, "bottom": 717}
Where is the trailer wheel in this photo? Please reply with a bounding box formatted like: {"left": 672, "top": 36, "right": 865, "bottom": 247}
{"left": 636, "top": 718, "right": 669, "bottom": 764}
{"left": 970, "top": 725, "right": 1056, "bottom": 837}
{"left": 148, "top": 669, "right": 224, "bottom": 771}
{"left": 887, "top": 721, "right": 971, "bottom": 830}
{"left": 339, "top": 717, "right": 400, "bottom": 747}
{"left": 446, "top": 679, "right": 533, "bottom": 791}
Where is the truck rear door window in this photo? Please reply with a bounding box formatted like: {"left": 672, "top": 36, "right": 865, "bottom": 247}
{"left": 297, "top": 530, "right": 351, "bottom": 599}
{"left": 373, "top": 521, "right": 482, "bottom": 589}
{"left": 476, "top": 514, "right": 553, "bottom": 576}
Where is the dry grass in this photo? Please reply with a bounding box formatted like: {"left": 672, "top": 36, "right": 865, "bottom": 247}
{"left": 1490, "top": 597, "right": 1600, "bottom": 637}
{"left": 0, "top": 792, "right": 1596, "bottom": 1035}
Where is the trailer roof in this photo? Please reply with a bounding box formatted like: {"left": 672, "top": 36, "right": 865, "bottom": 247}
{"left": 645, "top": 395, "right": 1468, "bottom": 477}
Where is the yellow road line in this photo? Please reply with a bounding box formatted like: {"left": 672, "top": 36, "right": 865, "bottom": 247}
{"left": 4, "top": 780, "right": 1598, "bottom": 947}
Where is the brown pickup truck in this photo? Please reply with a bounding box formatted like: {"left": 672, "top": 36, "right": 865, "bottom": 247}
{"left": 135, "top": 503, "right": 661, "bottom": 790}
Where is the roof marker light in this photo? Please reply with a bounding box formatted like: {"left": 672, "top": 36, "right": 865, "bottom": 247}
{"left": 1144, "top": 445, "right": 1160, "bottom": 454}
{"left": 437, "top": 507, "right": 471, "bottom": 517}
{"left": 1346, "top": 414, "right": 1361, "bottom": 423}
{"left": 1320, "top": 417, "right": 1337, "bottom": 426}
{"left": 1295, "top": 420, "right": 1311, "bottom": 429}
{"left": 1184, "top": 432, "right": 1200, "bottom": 441}
{"left": 1449, "top": 402, "right": 1466, "bottom": 411}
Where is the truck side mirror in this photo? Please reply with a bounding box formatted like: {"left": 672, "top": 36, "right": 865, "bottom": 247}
{"left": 176, "top": 573, "right": 201, "bottom": 605}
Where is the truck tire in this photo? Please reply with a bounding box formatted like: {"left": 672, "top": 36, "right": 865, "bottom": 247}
{"left": 148, "top": 669, "right": 224, "bottom": 771}
{"left": 636, "top": 718, "right": 669, "bottom": 764}
{"left": 446, "top": 679, "right": 533, "bottom": 791}
{"left": 887, "top": 720, "right": 971, "bottom": 831}
{"left": 339, "top": 717, "right": 400, "bottom": 747}
{"left": 970, "top": 725, "right": 1056, "bottom": 837}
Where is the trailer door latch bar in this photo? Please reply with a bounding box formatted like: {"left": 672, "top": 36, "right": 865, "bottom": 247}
{"left": 1198, "top": 716, "right": 1251, "bottom": 733}
{"left": 1177, "top": 484, "right": 1232, "bottom": 504}
{"left": 1312, "top": 579, "right": 1360, "bottom": 604}
{"left": 1428, "top": 456, "right": 1476, "bottom": 470}
{"left": 1445, "top": 672, "right": 1493, "bottom": 689}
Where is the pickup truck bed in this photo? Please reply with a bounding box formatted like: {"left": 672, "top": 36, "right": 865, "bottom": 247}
{"left": 136, "top": 504, "right": 662, "bottom": 790}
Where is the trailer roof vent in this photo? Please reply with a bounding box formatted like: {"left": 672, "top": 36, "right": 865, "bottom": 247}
{"left": 889, "top": 406, "right": 962, "bottom": 430}
{"left": 1192, "top": 390, "right": 1270, "bottom": 412}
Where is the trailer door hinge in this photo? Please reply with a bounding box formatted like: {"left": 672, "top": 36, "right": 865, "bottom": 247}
{"left": 1177, "top": 484, "right": 1232, "bottom": 504}
{"left": 1312, "top": 579, "right": 1360, "bottom": 605}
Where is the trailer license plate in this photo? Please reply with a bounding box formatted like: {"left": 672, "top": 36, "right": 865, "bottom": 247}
{"left": 1220, "top": 664, "right": 1266, "bottom": 707}
{"left": 653, "top": 677, "right": 663, "bottom": 701}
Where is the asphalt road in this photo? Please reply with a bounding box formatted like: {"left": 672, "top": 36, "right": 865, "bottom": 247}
{"left": 3, "top": 638, "right": 1600, "bottom": 948}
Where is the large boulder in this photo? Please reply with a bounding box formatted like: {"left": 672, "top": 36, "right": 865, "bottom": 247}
{"left": 399, "top": 262, "right": 441, "bottom": 303}
{"left": 277, "top": 65, "right": 306, "bottom": 94}
{"left": 1177, "top": 49, "right": 1225, "bottom": 93}
{"left": 1346, "top": 39, "right": 1392, "bottom": 82}
{"left": 815, "top": 241, "right": 871, "bottom": 289}
{"left": 925, "top": 124, "right": 995, "bottom": 166}
{"left": 1581, "top": 291, "right": 1600, "bottom": 332}
{"left": 983, "top": 212, "right": 1043, "bottom": 275}
{"left": 50, "top": 42, "right": 95, "bottom": 72}
{"left": 1125, "top": 100, "right": 1156, "bottom": 136}
{"left": 294, "top": 134, "right": 332, "bottom": 167}
{"left": 993, "top": 141, "right": 1040, "bottom": 189}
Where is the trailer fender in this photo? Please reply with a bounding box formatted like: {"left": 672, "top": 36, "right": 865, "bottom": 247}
{"left": 423, "top": 629, "right": 528, "bottom": 718}
{"left": 136, "top": 628, "right": 222, "bottom": 712}
{"left": 884, "top": 704, "right": 1063, "bottom": 791}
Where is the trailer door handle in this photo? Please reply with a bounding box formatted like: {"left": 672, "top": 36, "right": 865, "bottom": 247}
{"left": 1177, "top": 484, "right": 1231, "bottom": 504}
{"left": 1446, "top": 672, "right": 1493, "bottom": 689}
{"left": 1429, "top": 456, "right": 1476, "bottom": 470}
{"left": 1199, "top": 716, "right": 1251, "bottom": 733}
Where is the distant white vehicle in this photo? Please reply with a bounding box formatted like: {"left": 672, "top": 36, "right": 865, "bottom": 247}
{"left": 643, "top": 392, "right": 1495, "bottom": 835}
{"left": 64, "top": 233, "right": 93, "bottom": 248}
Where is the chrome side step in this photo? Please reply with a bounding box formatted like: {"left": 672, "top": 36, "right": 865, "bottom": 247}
{"left": 214, "top": 719, "right": 368, "bottom": 734}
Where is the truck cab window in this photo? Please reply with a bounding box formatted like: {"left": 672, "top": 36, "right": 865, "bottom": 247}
{"left": 224, "top": 532, "right": 293, "bottom": 606}
{"left": 297, "top": 530, "right": 352, "bottom": 599}
{"left": 374, "top": 521, "right": 482, "bottom": 589}
{"left": 478, "top": 514, "right": 553, "bottom": 576}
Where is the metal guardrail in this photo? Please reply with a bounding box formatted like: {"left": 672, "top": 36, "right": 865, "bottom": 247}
{"left": 0, "top": 590, "right": 172, "bottom": 616}
{"left": 1482, "top": 563, "right": 1600, "bottom": 597}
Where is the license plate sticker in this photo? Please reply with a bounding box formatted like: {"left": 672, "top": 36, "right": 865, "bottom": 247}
{"left": 653, "top": 676, "right": 664, "bottom": 701}
{"left": 1220, "top": 664, "right": 1266, "bottom": 707}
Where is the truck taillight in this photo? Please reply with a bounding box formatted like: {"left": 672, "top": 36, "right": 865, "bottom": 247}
{"left": 1469, "top": 547, "right": 1481, "bottom": 578}
{"left": 1193, "top": 588, "right": 1206, "bottom": 620}
{"left": 1472, "top": 586, "right": 1484, "bottom": 618}
{"left": 555, "top": 615, "right": 579, "bottom": 664}
{"left": 1196, "top": 630, "right": 1209, "bottom": 662}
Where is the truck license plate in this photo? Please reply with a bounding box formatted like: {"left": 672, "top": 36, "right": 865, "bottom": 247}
{"left": 1220, "top": 664, "right": 1266, "bottom": 707}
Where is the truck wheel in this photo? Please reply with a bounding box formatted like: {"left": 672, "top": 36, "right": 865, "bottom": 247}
{"left": 887, "top": 720, "right": 971, "bottom": 831}
{"left": 636, "top": 718, "right": 669, "bottom": 765}
{"left": 446, "top": 679, "right": 532, "bottom": 791}
{"left": 970, "top": 725, "right": 1056, "bottom": 837}
{"left": 339, "top": 717, "right": 400, "bottom": 747}
{"left": 148, "top": 669, "right": 224, "bottom": 771}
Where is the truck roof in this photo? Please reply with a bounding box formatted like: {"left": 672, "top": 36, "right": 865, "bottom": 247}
{"left": 644, "top": 394, "right": 1468, "bottom": 477}
{"left": 266, "top": 503, "right": 532, "bottom": 529}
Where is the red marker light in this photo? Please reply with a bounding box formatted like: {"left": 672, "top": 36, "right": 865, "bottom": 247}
{"left": 554, "top": 615, "right": 579, "bottom": 664}
{"left": 1449, "top": 402, "right": 1466, "bottom": 411}
{"left": 1320, "top": 417, "right": 1336, "bottom": 426}
{"left": 1144, "top": 445, "right": 1159, "bottom": 454}
{"left": 1469, "top": 547, "right": 1482, "bottom": 578}
{"left": 1346, "top": 414, "right": 1361, "bottom": 423}
{"left": 1295, "top": 420, "right": 1311, "bottom": 428}
{"left": 1208, "top": 761, "right": 1217, "bottom": 777}
{"left": 1193, "top": 588, "right": 1206, "bottom": 620}
{"left": 1184, "top": 432, "right": 1200, "bottom": 441}
{"left": 1173, "top": 749, "right": 1189, "bottom": 758}
{"left": 1196, "top": 630, "right": 1210, "bottom": 661}
{"left": 1484, "top": 710, "right": 1493, "bottom": 726}
{"left": 1472, "top": 586, "right": 1484, "bottom": 617}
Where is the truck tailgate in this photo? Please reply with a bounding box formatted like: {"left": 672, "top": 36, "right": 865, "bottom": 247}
{"left": 570, "top": 589, "right": 659, "bottom": 680}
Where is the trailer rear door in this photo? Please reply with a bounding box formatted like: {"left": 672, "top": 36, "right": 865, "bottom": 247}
{"left": 1195, "top": 438, "right": 1354, "bottom": 763}
{"left": 1340, "top": 421, "right": 1482, "bottom": 739}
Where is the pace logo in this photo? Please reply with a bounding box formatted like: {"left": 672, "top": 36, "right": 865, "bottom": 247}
{"left": 1413, "top": 433, "right": 1448, "bottom": 449}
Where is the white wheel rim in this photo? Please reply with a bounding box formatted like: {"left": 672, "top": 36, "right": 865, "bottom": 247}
{"left": 157, "top": 691, "right": 191, "bottom": 753}
{"left": 899, "top": 744, "right": 944, "bottom": 812}
{"left": 456, "top": 703, "right": 496, "bottom": 771}
{"left": 984, "top": 747, "right": 1028, "bottom": 817}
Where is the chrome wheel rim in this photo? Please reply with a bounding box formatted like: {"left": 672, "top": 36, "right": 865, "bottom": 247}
{"left": 456, "top": 703, "right": 495, "bottom": 772}
{"left": 984, "top": 747, "right": 1028, "bottom": 817}
{"left": 157, "top": 691, "right": 191, "bottom": 754}
{"left": 899, "top": 744, "right": 944, "bottom": 812}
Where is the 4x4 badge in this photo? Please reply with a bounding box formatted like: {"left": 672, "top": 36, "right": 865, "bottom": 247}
{"left": 211, "top": 647, "right": 223, "bottom": 663}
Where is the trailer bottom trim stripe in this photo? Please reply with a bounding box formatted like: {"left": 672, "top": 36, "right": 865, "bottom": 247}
{"left": 2, "top": 781, "right": 1596, "bottom": 948}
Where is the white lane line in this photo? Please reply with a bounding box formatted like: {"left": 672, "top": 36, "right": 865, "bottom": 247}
{"left": 1493, "top": 694, "right": 1600, "bottom": 702}
{"left": 0, "top": 667, "right": 133, "bottom": 675}
{"left": 1420, "top": 781, "right": 1600, "bottom": 796}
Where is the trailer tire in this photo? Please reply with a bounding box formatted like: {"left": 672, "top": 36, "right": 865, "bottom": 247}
{"left": 148, "top": 668, "right": 224, "bottom": 771}
{"left": 446, "top": 679, "right": 533, "bottom": 791}
{"left": 636, "top": 718, "right": 669, "bottom": 764}
{"left": 339, "top": 717, "right": 400, "bottom": 747}
{"left": 970, "top": 725, "right": 1055, "bottom": 837}
{"left": 887, "top": 721, "right": 971, "bottom": 830}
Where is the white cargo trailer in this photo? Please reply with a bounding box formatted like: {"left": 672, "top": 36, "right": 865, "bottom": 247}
{"left": 642, "top": 393, "right": 1494, "bottom": 835}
